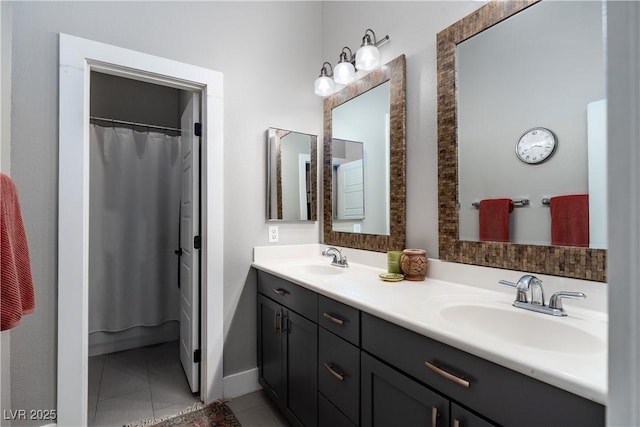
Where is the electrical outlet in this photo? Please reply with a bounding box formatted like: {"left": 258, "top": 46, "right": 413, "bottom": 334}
{"left": 268, "top": 225, "right": 279, "bottom": 243}
{"left": 354, "top": 224, "right": 362, "bottom": 233}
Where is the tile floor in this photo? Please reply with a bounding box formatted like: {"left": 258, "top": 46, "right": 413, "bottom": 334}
{"left": 88, "top": 340, "right": 290, "bottom": 426}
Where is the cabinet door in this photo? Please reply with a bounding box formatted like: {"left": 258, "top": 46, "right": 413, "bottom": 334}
{"left": 285, "top": 309, "right": 319, "bottom": 427}
{"left": 451, "top": 403, "right": 496, "bottom": 427}
{"left": 362, "top": 352, "right": 449, "bottom": 427}
{"left": 257, "top": 295, "right": 285, "bottom": 404}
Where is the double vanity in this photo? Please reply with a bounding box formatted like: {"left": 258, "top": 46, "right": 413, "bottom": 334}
{"left": 253, "top": 244, "right": 606, "bottom": 427}
{"left": 259, "top": 0, "right": 608, "bottom": 425}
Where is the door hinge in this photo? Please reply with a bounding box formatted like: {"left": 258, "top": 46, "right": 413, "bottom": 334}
{"left": 194, "top": 235, "right": 201, "bottom": 250}
{"left": 194, "top": 122, "right": 202, "bottom": 137}
{"left": 194, "top": 349, "right": 201, "bottom": 364}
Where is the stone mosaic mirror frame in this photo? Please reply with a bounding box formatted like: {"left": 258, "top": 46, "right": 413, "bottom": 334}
{"left": 323, "top": 55, "right": 406, "bottom": 252}
{"left": 437, "top": 0, "right": 606, "bottom": 282}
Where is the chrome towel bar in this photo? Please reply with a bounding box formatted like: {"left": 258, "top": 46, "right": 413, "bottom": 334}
{"left": 471, "top": 199, "right": 530, "bottom": 209}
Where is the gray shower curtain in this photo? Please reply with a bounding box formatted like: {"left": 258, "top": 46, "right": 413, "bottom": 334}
{"left": 89, "top": 125, "right": 181, "bottom": 334}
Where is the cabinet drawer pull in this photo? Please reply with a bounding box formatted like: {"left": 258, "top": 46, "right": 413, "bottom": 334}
{"left": 431, "top": 406, "right": 439, "bottom": 427}
{"left": 323, "top": 312, "right": 345, "bottom": 326}
{"left": 323, "top": 362, "right": 345, "bottom": 382}
{"left": 272, "top": 288, "right": 289, "bottom": 296}
{"left": 425, "top": 361, "right": 470, "bottom": 388}
{"left": 453, "top": 420, "right": 460, "bottom": 427}
{"left": 275, "top": 311, "right": 282, "bottom": 334}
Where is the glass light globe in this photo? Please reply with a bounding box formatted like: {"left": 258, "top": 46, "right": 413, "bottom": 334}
{"left": 334, "top": 61, "right": 355, "bottom": 85}
{"left": 314, "top": 75, "right": 334, "bottom": 97}
{"left": 356, "top": 44, "right": 380, "bottom": 71}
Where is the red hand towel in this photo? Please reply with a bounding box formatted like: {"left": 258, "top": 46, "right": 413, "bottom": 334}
{"left": 550, "top": 194, "right": 589, "bottom": 247}
{"left": 479, "top": 198, "right": 514, "bottom": 243}
{"left": 1, "top": 173, "right": 35, "bottom": 331}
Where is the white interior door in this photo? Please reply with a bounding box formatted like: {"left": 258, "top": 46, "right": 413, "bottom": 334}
{"left": 337, "top": 159, "right": 364, "bottom": 219}
{"left": 180, "top": 91, "right": 200, "bottom": 393}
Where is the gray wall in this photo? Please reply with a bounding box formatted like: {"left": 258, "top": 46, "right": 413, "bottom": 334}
{"left": 9, "top": 1, "right": 321, "bottom": 422}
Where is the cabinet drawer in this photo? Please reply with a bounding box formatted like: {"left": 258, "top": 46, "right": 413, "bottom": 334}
{"left": 258, "top": 270, "right": 318, "bottom": 322}
{"left": 362, "top": 313, "right": 604, "bottom": 427}
{"left": 319, "top": 393, "right": 356, "bottom": 427}
{"left": 318, "top": 328, "right": 360, "bottom": 424}
{"left": 318, "top": 295, "right": 360, "bottom": 345}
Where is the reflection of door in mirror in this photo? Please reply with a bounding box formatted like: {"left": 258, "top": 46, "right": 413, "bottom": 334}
{"left": 331, "top": 81, "right": 390, "bottom": 235}
{"left": 267, "top": 128, "right": 317, "bottom": 221}
{"left": 332, "top": 139, "right": 364, "bottom": 224}
{"left": 456, "top": 1, "right": 605, "bottom": 248}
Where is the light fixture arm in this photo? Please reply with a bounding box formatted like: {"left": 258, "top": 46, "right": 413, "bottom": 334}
{"left": 319, "top": 61, "right": 333, "bottom": 78}
{"left": 339, "top": 46, "right": 354, "bottom": 64}
{"left": 362, "top": 29, "right": 390, "bottom": 48}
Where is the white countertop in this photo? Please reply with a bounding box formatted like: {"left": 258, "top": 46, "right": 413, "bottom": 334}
{"left": 252, "top": 244, "right": 607, "bottom": 405}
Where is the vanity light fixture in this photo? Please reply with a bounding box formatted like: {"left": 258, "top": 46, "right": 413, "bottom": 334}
{"left": 314, "top": 62, "right": 335, "bottom": 97}
{"left": 356, "top": 29, "right": 389, "bottom": 71}
{"left": 314, "top": 29, "right": 390, "bottom": 97}
{"left": 333, "top": 47, "right": 356, "bottom": 85}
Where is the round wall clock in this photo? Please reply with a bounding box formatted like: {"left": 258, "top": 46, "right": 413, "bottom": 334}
{"left": 515, "top": 127, "right": 557, "bottom": 165}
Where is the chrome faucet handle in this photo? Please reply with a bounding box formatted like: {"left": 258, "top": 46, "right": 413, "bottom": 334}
{"left": 498, "top": 279, "right": 529, "bottom": 303}
{"left": 549, "top": 291, "right": 586, "bottom": 311}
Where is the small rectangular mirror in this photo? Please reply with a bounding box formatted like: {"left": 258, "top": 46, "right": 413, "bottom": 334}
{"left": 267, "top": 127, "right": 318, "bottom": 221}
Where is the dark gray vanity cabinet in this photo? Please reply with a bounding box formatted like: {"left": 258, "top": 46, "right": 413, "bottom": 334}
{"left": 257, "top": 270, "right": 605, "bottom": 427}
{"left": 257, "top": 271, "right": 318, "bottom": 427}
{"left": 361, "top": 313, "right": 605, "bottom": 427}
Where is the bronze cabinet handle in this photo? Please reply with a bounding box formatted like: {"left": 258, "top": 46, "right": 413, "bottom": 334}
{"left": 431, "top": 406, "right": 439, "bottom": 427}
{"left": 322, "top": 312, "right": 345, "bottom": 326}
{"left": 323, "top": 363, "right": 344, "bottom": 381}
{"left": 272, "top": 288, "right": 289, "bottom": 296}
{"left": 453, "top": 420, "right": 460, "bottom": 427}
{"left": 425, "top": 361, "right": 470, "bottom": 388}
{"left": 274, "top": 311, "right": 282, "bottom": 334}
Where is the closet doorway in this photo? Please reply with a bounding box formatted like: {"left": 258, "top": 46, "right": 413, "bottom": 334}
{"left": 57, "top": 34, "right": 224, "bottom": 426}
{"left": 89, "top": 71, "right": 200, "bottom": 376}
{"left": 87, "top": 73, "right": 201, "bottom": 424}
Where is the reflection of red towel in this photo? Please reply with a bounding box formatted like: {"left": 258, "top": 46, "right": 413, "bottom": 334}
{"left": 550, "top": 194, "right": 589, "bottom": 247}
{"left": 479, "top": 198, "right": 514, "bottom": 243}
{"left": 1, "top": 173, "right": 35, "bottom": 331}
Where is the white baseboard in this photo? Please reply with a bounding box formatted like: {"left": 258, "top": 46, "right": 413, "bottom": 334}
{"left": 223, "top": 367, "right": 261, "bottom": 399}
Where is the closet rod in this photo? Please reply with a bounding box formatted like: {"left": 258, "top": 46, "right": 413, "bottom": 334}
{"left": 90, "top": 116, "right": 181, "bottom": 134}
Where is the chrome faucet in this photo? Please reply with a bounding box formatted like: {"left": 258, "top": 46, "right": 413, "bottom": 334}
{"left": 499, "top": 275, "right": 586, "bottom": 317}
{"left": 322, "top": 246, "right": 349, "bottom": 268}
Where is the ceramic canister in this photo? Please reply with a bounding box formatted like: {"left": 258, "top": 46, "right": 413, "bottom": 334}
{"left": 400, "top": 249, "right": 428, "bottom": 281}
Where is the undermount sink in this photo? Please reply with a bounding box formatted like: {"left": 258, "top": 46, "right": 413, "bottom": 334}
{"left": 439, "top": 301, "right": 605, "bottom": 354}
{"left": 288, "top": 264, "right": 346, "bottom": 276}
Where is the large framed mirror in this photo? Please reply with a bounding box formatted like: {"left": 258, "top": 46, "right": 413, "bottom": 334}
{"left": 267, "top": 127, "right": 318, "bottom": 221}
{"left": 323, "top": 55, "right": 406, "bottom": 252}
{"left": 437, "top": 0, "right": 606, "bottom": 281}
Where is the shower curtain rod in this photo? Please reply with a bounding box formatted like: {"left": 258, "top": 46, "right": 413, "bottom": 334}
{"left": 90, "top": 116, "right": 182, "bottom": 134}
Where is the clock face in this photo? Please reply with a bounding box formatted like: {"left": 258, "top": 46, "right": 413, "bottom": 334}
{"left": 515, "top": 127, "right": 557, "bottom": 164}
